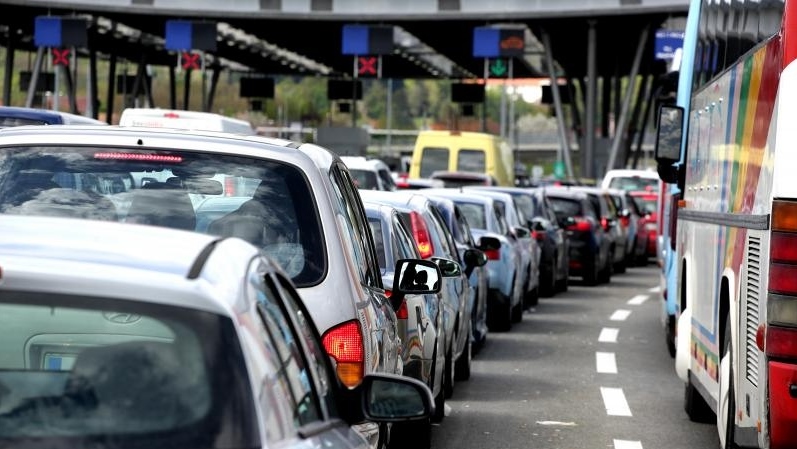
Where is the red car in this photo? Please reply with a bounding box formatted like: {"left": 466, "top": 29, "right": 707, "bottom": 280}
{"left": 629, "top": 190, "right": 659, "bottom": 264}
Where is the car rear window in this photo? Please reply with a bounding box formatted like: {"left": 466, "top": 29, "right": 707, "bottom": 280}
{"left": 419, "top": 147, "right": 449, "bottom": 178}
{"left": 0, "top": 292, "right": 257, "bottom": 447}
{"left": 0, "top": 146, "right": 326, "bottom": 286}
{"left": 548, "top": 196, "right": 583, "bottom": 219}
{"left": 632, "top": 194, "right": 658, "bottom": 215}
{"left": 608, "top": 176, "right": 659, "bottom": 192}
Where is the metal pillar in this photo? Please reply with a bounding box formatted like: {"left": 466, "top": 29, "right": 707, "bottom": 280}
{"left": 3, "top": 33, "right": 15, "bottom": 106}
{"left": 183, "top": 69, "right": 192, "bottom": 110}
{"left": 584, "top": 20, "right": 598, "bottom": 179}
{"left": 606, "top": 25, "right": 649, "bottom": 175}
{"left": 623, "top": 73, "right": 650, "bottom": 167}
{"left": 24, "top": 47, "right": 45, "bottom": 108}
{"left": 386, "top": 78, "right": 393, "bottom": 154}
{"left": 601, "top": 76, "right": 611, "bottom": 137}
{"left": 206, "top": 66, "right": 221, "bottom": 112}
{"left": 59, "top": 61, "right": 78, "bottom": 114}
{"left": 168, "top": 65, "right": 177, "bottom": 110}
{"left": 542, "top": 29, "right": 574, "bottom": 179}
{"left": 88, "top": 47, "right": 99, "bottom": 119}
{"left": 633, "top": 77, "right": 661, "bottom": 168}
{"left": 105, "top": 54, "right": 117, "bottom": 124}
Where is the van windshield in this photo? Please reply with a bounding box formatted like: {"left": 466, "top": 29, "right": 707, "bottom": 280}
{"left": 419, "top": 147, "right": 449, "bottom": 178}
{"left": 457, "top": 149, "right": 485, "bottom": 172}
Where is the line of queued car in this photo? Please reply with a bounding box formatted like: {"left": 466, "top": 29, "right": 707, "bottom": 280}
{"left": 0, "top": 106, "right": 664, "bottom": 449}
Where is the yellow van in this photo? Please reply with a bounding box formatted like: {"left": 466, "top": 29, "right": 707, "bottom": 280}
{"left": 408, "top": 130, "right": 515, "bottom": 186}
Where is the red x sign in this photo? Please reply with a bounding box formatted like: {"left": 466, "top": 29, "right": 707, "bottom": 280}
{"left": 357, "top": 56, "right": 377, "bottom": 76}
{"left": 181, "top": 52, "right": 200, "bottom": 70}
{"left": 52, "top": 48, "right": 70, "bottom": 66}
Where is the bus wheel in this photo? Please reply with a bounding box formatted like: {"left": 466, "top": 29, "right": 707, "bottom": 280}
{"left": 684, "top": 370, "right": 714, "bottom": 423}
{"left": 718, "top": 317, "right": 739, "bottom": 448}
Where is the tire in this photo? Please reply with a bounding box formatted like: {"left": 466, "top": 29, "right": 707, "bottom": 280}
{"left": 719, "top": 316, "right": 739, "bottom": 449}
{"left": 665, "top": 315, "right": 676, "bottom": 358}
{"left": 511, "top": 296, "right": 523, "bottom": 323}
{"left": 684, "top": 370, "right": 714, "bottom": 423}
{"left": 443, "top": 346, "right": 455, "bottom": 399}
{"left": 583, "top": 256, "right": 599, "bottom": 286}
{"left": 389, "top": 419, "right": 431, "bottom": 449}
{"left": 454, "top": 333, "right": 471, "bottom": 381}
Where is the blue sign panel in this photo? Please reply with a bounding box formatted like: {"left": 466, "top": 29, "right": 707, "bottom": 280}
{"left": 654, "top": 29, "right": 685, "bottom": 60}
{"left": 342, "top": 25, "right": 369, "bottom": 55}
{"left": 165, "top": 20, "right": 194, "bottom": 51}
{"left": 34, "top": 17, "right": 87, "bottom": 47}
{"left": 473, "top": 27, "right": 500, "bottom": 58}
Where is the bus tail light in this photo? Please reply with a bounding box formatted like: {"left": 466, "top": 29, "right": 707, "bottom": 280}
{"left": 322, "top": 320, "right": 364, "bottom": 387}
{"left": 767, "top": 360, "right": 797, "bottom": 448}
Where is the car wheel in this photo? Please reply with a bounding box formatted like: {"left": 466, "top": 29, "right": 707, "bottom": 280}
{"left": 684, "top": 370, "right": 713, "bottom": 423}
{"left": 666, "top": 315, "right": 676, "bottom": 358}
{"left": 389, "top": 419, "right": 431, "bottom": 449}
{"left": 454, "top": 333, "right": 471, "bottom": 381}
{"left": 583, "top": 256, "right": 599, "bottom": 286}
{"left": 443, "top": 346, "right": 455, "bottom": 399}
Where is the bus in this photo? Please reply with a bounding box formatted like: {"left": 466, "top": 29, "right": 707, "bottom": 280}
{"left": 653, "top": 0, "right": 796, "bottom": 447}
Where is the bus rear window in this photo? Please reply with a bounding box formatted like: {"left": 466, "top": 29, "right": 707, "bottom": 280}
{"left": 457, "top": 149, "right": 485, "bottom": 173}
{"left": 419, "top": 147, "right": 449, "bottom": 178}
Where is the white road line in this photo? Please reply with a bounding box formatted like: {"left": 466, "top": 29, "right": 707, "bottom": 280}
{"left": 599, "top": 327, "right": 619, "bottom": 343}
{"left": 627, "top": 294, "right": 648, "bottom": 305}
{"left": 596, "top": 352, "right": 617, "bottom": 373}
{"left": 614, "top": 440, "right": 643, "bottom": 449}
{"left": 610, "top": 309, "right": 632, "bottom": 321}
{"left": 600, "top": 387, "right": 632, "bottom": 416}
{"left": 648, "top": 286, "right": 661, "bottom": 293}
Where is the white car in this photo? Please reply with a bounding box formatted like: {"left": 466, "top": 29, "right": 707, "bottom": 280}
{"left": 0, "top": 125, "right": 412, "bottom": 449}
{"left": 341, "top": 156, "right": 398, "bottom": 191}
{"left": 0, "top": 214, "right": 435, "bottom": 449}
{"left": 599, "top": 168, "right": 661, "bottom": 192}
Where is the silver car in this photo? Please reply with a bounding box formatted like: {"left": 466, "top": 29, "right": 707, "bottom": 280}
{"left": 0, "top": 214, "right": 435, "bottom": 449}
{"left": 0, "top": 125, "right": 404, "bottom": 449}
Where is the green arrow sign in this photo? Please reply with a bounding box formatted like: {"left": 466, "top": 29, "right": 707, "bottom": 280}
{"left": 489, "top": 58, "right": 508, "bottom": 77}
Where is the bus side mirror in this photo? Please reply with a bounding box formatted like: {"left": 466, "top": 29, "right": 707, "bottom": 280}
{"left": 654, "top": 105, "right": 684, "bottom": 185}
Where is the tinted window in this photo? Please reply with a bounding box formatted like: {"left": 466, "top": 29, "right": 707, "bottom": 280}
{"left": 511, "top": 193, "right": 535, "bottom": 224}
{"left": 377, "top": 168, "right": 397, "bottom": 191}
{"left": 368, "top": 217, "right": 387, "bottom": 272}
{"left": 457, "top": 149, "right": 485, "bottom": 172}
{"left": 349, "top": 169, "right": 379, "bottom": 190}
{"left": 0, "top": 117, "right": 49, "bottom": 127}
{"left": 419, "top": 147, "right": 449, "bottom": 178}
{"left": 632, "top": 195, "right": 658, "bottom": 215}
{"left": 456, "top": 201, "right": 486, "bottom": 230}
{"left": 549, "top": 197, "right": 583, "bottom": 219}
{"left": 0, "top": 146, "right": 325, "bottom": 286}
{"left": 0, "top": 292, "right": 257, "bottom": 447}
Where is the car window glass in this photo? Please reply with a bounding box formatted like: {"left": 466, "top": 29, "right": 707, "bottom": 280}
{"left": 368, "top": 217, "right": 387, "bottom": 272}
{"left": 378, "top": 168, "right": 397, "bottom": 191}
{"left": 419, "top": 147, "right": 449, "bottom": 178}
{"left": 0, "top": 291, "right": 258, "bottom": 448}
{"left": 429, "top": 205, "right": 458, "bottom": 260}
{"left": 454, "top": 206, "right": 476, "bottom": 246}
{"left": 511, "top": 193, "right": 535, "bottom": 224}
{"left": 271, "top": 273, "right": 337, "bottom": 419}
{"left": 457, "top": 149, "right": 485, "bottom": 172}
{"left": 393, "top": 213, "right": 420, "bottom": 259}
{"left": 329, "top": 166, "right": 372, "bottom": 286}
{"left": 349, "top": 169, "right": 379, "bottom": 190}
{"left": 457, "top": 201, "right": 486, "bottom": 229}
{"left": 339, "top": 168, "right": 381, "bottom": 287}
{"left": 253, "top": 269, "right": 323, "bottom": 438}
{"left": 493, "top": 202, "right": 509, "bottom": 235}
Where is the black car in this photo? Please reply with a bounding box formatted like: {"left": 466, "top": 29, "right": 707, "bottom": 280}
{"left": 545, "top": 187, "right": 613, "bottom": 286}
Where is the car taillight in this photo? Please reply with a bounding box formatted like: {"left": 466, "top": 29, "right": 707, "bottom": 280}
{"left": 600, "top": 217, "right": 609, "bottom": 231}
{"left": 224, "top": 176, "right": 236, "bottom": 197}
{"left": 322, "top": 320, "right": 364, "bottom": 387}
{"left": 620, "top": 216, "right": 630, "bottom": 228}
{"left": 532, "top": 230, "right": 545, "bottom": 241}
{"left": 410, "top": 211, "right": 434, "bottom": 258}
{"left": 396, "top": 299, "right": 408, "bottom": 319}
{"left": 484, "top": 248, "right": 501, "bottom": 260}
{"left": 568, "top": 217, "right": 592, "bottom": 232}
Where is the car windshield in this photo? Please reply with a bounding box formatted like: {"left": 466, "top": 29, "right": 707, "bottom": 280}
{"left": 349, "top": 169, "right": 379, "bottom": 190}
{"left": 0, "top": 146, "right": 325, "bottom": 286}
{"left": 0, "top": 292, "right": 257, "bottom": 448}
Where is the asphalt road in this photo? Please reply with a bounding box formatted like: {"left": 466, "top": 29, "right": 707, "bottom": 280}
{"left": 430, "top": 264, "right": 720, "bottom": 449}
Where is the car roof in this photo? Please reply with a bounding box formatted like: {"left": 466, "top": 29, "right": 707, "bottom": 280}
{"left": 0, "top": 214, "right": 266, "bottom": 316}
{"left": 0, "top": 106, "right": 108, "bottom": 125}
{"left": 341, "top": 156, "right": 390, "bottom": 171}
{"left": 415, "top": 188, "right": 496, "bottom": 205}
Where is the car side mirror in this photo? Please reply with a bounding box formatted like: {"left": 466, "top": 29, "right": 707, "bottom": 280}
{"left": 463, "top": 248, "right": 487, "bottom": 268}
{"left": 513, "top": 226, "right": 531, "bottom": 239}
{"left": 392, "top": 259, "right": 442, "bottom": 307}
{"left": 431, "top": 257, "right": 462, "bottom": 278}
{"left": 529, "top": 217, "right": 547, "bottom": 232}
{"left": 342, "top": 373, "right": 434, "bottom": 424}
{"left": 476, "top": 235, "right": 501, "bottom": 251}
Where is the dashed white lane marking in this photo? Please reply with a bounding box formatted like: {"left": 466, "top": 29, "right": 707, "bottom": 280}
{"left": 610, "top": 309, "right": 632, "bottom": 321}
{"left": 599, "top": 327, "right": 619, "bottom": 343}
{"left": 614, "top": 440, "right": 643, "bottom": 449}
{"left": 536, "top": 421, "right": 577, "bottom": 426}
{"left": 648, "top": 286, "right": 661, "bottom": 293}
{"left": 596, "top": 352, "right": 617, "bottom": 373}
{"left": 600, "top": 387, "right": 632, "bottom": 416}
{"left": 627, "top": 294, "right": 648, "bottom": 305}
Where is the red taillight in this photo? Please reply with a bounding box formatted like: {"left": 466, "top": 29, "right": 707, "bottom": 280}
{"left": 396, "top": 299, "right": 408, "bottom": 319}
{"left": 484, "top": 248, "right": 500, "bottom": 260}
{"left": 322, "top": 320, "right": 364, "bottom": 387}
{"left": 163, "top": 112, "right": 180, "bottom": 118}
{"left": 620, "top": 216, "right": 630, "bottom": 228}
{"left": 767, "top": 360, "right": 797, "bottom": 448}
{"left": 567, "top": 217, "right": 592, "bottom": 232}
{"left": 532, "top": 230, "right": 544, "bottom": 241}
{"left": 410, "top": 211, "right": 434, "bottom": 258}
{"left": 384, "top": 289, "right": 392, "bottom": 298}
{"left": 224, "top": 176, "right": 236, "bottom": 197}
{"left": 600, "top": 217, "right": 609, "bottom": 231}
